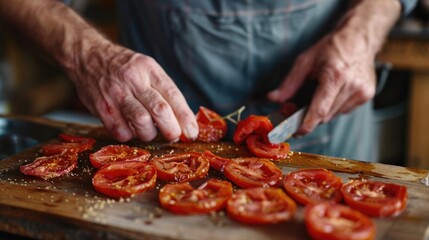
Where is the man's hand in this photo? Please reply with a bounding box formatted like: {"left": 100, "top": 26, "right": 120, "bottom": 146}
{"left": 69, "top": 44, "right": 199, "bottom": 142}
{"left": 0, "top": 0, "right": 198, "bottom": 142}
{"left": 268, "top": 0, "right": 401, "bottom": 134}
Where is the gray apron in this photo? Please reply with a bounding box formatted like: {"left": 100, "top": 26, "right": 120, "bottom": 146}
{"left": 117, "top": 0, "right": 375, "bottom": 162}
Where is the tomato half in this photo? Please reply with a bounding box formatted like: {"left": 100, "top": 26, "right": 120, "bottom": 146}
{"left": 19, "top": 153, "right": 78, "bottom": 180}
{"left": 245, "top": 134, "right": 290, "bottom": 160}
{"left": 180, "top": 106, "right": 227, "bottom": 142}
{"left": 283, "top": 168, "right": 343, "bottom": 205}
{"left": 233, "top": 115, "right": 273, "bottom": 145}
{"left": 305, "top": 202, "right": 375, "bottom": 240}
{"left": 92, "top": 161, "right": 157, "bottom": 198}
{"left": 151, "top": 152, "right": 210, "bottom": 182}
{"left": 341, "top": 180, "right": 407, "bottom": 217}
{"left": 159, "top": 179, "right": 233, "bottom": 214}
{"left": 41, "top": 134, "right": 96, "bottom": 156}
{"left": 227, "top": 188, "right": 296, "bottom": 224}
{"left": 89, "top": 145, "right": 151, "bottom": 169}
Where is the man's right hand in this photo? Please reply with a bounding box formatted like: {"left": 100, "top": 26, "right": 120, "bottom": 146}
{"left": 68, "top": 44, "right": 199, "bottom": 142}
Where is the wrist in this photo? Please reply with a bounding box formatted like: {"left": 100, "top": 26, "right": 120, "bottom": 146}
{"left": 333, "top": 0, "right": 401, "bottom": 58}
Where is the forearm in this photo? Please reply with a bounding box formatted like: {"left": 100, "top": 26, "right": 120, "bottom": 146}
{"left": 334, "top": 0, "right": 401, "bottom": 59}
{"left": 0, "top": 0, "right": 110, "bottom": 72}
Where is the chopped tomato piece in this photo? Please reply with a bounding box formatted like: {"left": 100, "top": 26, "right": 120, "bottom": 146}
{"left": 159, "top": 179, "right": 233, "bottom": 214}
{"left": 341, "top": 180, "right": 407, "bottom": 217}
{"left": 92, "top": 161, "right": 157, "bottom": 198}
{"left": 233, "top": 115, "right": 273, "bottom": 145}
{"left": 227, "top": 188, "right": 296, "bottom": 224}
{"left": 181, "top": 106, "right": 227, "bottom": 142}
{"left": 41, "top": 134, "right": 95, "bottom": 156}
{"left": 151, "top": 152, "right": 210, "bottom": 182}
{"left": 246, "top": 134, "right": 290, "bottom": 160}
{"left": 283, "top": 168, "right": 343, "bottom": 205}
{"left": 305, "top": 202, "right": 375, "bottom": 240}
{"left": 19, "top": 153, "right": 78, "bottom": 180}
{"left": 89, "top": 145, "right": 151, "bottom": 169}
{"left": 204, "top": 151, "right": 282, "bottom": 188}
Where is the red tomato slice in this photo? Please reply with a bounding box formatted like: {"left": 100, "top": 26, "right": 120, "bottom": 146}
{"left": 41, "top": 134, "right": 96, "bottom": 156}
{"left": 341, "top": 180, "right": 407, "bottom": 217}
{"left": 246, "top": 134, "right": 290, "bottom": 160}
{"left": 19, "top": 153, "right": 78, "bottom": 180}
{"left": 233, "top": 115, "right": 273, "bottom": 145}
{"left": 181, "top": 106, "right": 227, "bottom": 142}
{"left": 205, "top": 151, "right": 282, "bottom": 188}
{"left": 227, "top": 187, "right": 296, "bottom": 224}
{"left": 92, "top": 161, "right": 157, "bottom": 198}
{"left": 203, "top": 150, "right": 230, "bottom": 172}
{"left": 151, "top": 152, "right": 210, "bottom": 182}
{"left": 89, "top": 145, "right": 151, "bottom": 169}
{"left": 224, "top": 157, "right": 283, "bottom": 188}
{"left": 283, "top": 168, "right": 343, "bottom": 205}
{"left": 305, "top": 202, "right": 375, "bottom": 240}
{"left": 159, "top": 179, "right": 233, "bottom": 214}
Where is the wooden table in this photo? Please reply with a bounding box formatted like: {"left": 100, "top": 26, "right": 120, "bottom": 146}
{"left": 0, "top": 116, "right": 428, "bottom": 240}
{"left": 377, "top": 35, "right": 429, "bottom": 169}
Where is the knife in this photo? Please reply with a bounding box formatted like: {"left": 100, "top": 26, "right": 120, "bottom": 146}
{"left": 267, "top": 82, "right": 317, "bottom": 144}
{"left": 268, "top": 106, "right": 307, "bottom": 144}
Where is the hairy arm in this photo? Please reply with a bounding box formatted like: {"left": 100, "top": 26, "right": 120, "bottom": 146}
{"left": 268, "top": 0, "right": 402, "bottom": 133}
{"left": 0, "top": 0, "right": 199, "bottom": 142}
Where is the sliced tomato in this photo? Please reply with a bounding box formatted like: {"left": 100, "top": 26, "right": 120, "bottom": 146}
{"left": 224, "top": 157, "right": 283, "bottom": 188}
{"left": 151, "top": 152, "right": 210, "bottom": 182}
{"left": 246, "top": 134, "right": 290, "bottom": 160}
{"left": 19, "top": 153, "right": 78, "bottom": 180}
{"left": 341, "top": 180, "right": 407, "bottom": 217}
{"left": 227, "top": 187, "right": 296, "bottom": 224}
{"left": 283, "top": 168, "right": 343, "bottom": 205}
{"left": 305, "top": 202, "right": 375, "bottom": 240}
{"left": 233, "top": 115, "right": 273, "bottom": 145}
{"left": 203, "top": 150, "right": 230, "bottom": 172}
{"left": 92, "top": 161, "right": 157, "bottom": 198}
{"left": 41, "top": 134, "right": 96, "bottom": 156}
{"left": 89, "top": 145, "right": 151, "bottom": 169}
{"left": 181, "top": 106, "right": 227, "bottom": 142}
{"left": 159, "top": 179, "right": 233, "bottom": 214}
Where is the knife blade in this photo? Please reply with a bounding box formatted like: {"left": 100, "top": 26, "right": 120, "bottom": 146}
{"left": 267, "top": 81, "right": 317, "bottom": 144}
{"left": 268, "top": 106, "right": 307, "bottom": 144}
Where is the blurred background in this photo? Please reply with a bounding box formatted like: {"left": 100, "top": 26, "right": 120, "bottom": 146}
{"left": 0, "top": 0, "right": 428, "bottom": 168}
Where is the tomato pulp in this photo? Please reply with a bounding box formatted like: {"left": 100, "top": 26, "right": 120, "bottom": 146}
{"left": 92, "top": 161, "right": 157, "bottom": 198}
{"left": 20, "top": 153, "right": 78, "bottom": 180}
{"left": 151, "top": 152, "right": 210, "bottom": 182}
{"left": 89, "top": 145, "right": 151, "bottom": 169}
{"left": 341, "top": 180, "right": 407, "bottom": 217}
{"left": 181, "top": 106, "right": 227, "bottom": 142}
{"left": 283, "top": 168, "right": 343, "bottom": 205}
{"left": 305, "top": 202, "right": 375, "bottom": 240}
{"left": 227, "top": 187, "right": 296, "bottom": 224}
{"left": 159, "top": 179, "right": 233, "bottom": 214}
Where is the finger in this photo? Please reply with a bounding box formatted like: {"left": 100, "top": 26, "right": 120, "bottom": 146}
{"left": 148, "top": 67, "right": 199, "bottom": 140}
{"left": 332, "top": 84, "right": 375, "bottom": 117}
{"left": 94, "top": 98, "right": 133, "bottom": 142}
{"left": 120, "top": 96, "right": 158, "bottom": 142}
{"left": 298, "top": 68, "right": 344, "bottom": 134}
{"left": 135, "top": 87, "right": 182, "bottom": 142}
{"left": 267, "top": 54, "right": 314, "bottom": 103}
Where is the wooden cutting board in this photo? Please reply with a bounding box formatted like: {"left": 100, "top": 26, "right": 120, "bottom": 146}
{"left": 0, "top": 116, "right": 428, "bottom": 240}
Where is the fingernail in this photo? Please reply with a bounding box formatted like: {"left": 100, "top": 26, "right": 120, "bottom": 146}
{"left": 170, "top": 137, "right": 180, "bottom": 143}
{"left": 184, "top": 124, "right": 199, "bottom": 140}
{"left": 117, "top": 127, "right": 131, "bottom": 142}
